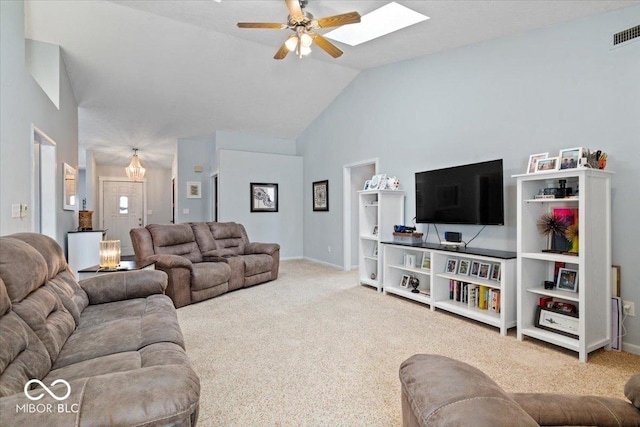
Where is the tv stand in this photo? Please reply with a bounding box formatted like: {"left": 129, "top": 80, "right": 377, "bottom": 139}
{"left": 381, "top": 242, "right": 516, "bottom": 335}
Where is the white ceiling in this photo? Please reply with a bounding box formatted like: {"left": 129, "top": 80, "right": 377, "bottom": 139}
{"left": 24, "top": 0, "right": 638, "bottom": 169}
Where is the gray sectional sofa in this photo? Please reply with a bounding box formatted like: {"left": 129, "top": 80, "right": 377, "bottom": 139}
{"left": 0, "top": 233, "right": 200, "bottom": 426}
{"left": 130, "top": 222, "right": 280, "bottom": 308}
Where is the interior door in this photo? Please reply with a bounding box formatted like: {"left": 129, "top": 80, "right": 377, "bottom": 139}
{"left": 102, "top": 180, "right": 144, "bottom": 256}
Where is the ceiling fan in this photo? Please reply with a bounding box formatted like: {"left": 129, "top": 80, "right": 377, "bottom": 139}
{"left": 237, "top": 0, "right": 361, "bottom": 59}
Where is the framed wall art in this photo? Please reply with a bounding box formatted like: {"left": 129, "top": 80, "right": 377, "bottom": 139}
{"left": 251, "top": 183, "right": 278, "bottom": 212}
{"left": 312, "top": 180, "right": 329, "bottom": 211}
{"left": 187, "top": 181, "right": 201, "bottom": 199}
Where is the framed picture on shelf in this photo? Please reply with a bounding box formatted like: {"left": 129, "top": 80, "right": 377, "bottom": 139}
{"left": 312, "top": 180, "right": 329, "bottom": 211}
{"left": 559, "top": 147, "right": 583, "bottom": 170}
{"left": 400, "top": 274, "right": 410, "bottom": 288}
{"left": 477, "top": 262, "right": 491, "bottom": 279}
{"left": 527, "top": 152, "right": 548, "bottom": 174}
{"left": 536, "top": 157, "right": 559, "bottom": 172}
{"left": 421, "top": 253, "right": 431, "bottom": 270}
{"left": 556, "top": 268, "right": 578, "bottom": 292}
{"left": 250, "top": 183, "right": 278, "bottom": 212}
{"left": 363, "top": 180, "right": 371, "bottom": 191}
{"left": 445, "top": 258, "right": 458, "bottom": 273}
{"left": 470, "top": 261, "right": 480, "bottom": 276}
{"left": 535, "top": 306, "right": 579, "bottom": 339}
{"left": 372, "top": 243, "right": 378, "bottom": 257}
{"left": 490, "top": 264, "right": 501, "bottom": 281}
{"left": 457, "top": 259, "right": 470, "bottom": 275}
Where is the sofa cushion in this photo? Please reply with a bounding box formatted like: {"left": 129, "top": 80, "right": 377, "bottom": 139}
{"left": 0, "top": 310, "right": 51, "bottom": 397}
{"left": 53, "top": 294, "right": 185, "bottom": 369}
{"left": 208, "top": 222, "right": 247, "bottom": 255}
{"left": 0, "top": 278, "right": 10, "bottom": 316}
{"left": 191, "top": 222, "right": 217, "bottom": 252}
{"left": 0, "top": 237, "right": 48, "bottom": 302}
{"left": 191, "top": 262, "right": 230, "bottom": 292}
{"left": 148, "top": 223, "right": 203, "bottom": 263}
{"left": 625, "top": 373, "right": 640, "bottom": 409}
{"left": 244, "top": 254, "right": 273, "bottom": 276}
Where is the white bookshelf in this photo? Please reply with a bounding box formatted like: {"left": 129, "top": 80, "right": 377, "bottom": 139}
{"left": 358, "top": 190, "right": 404, "bottom": 291}
{"left": 382, "top": 242, "right": 517, "bottom": 336}
{"left": 514, "top": 168, "right": 612, "bottom": 362}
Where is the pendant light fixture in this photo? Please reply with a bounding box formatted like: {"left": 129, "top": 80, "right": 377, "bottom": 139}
{"left": 125, "top": 148, "right": 146, "bottom": 180}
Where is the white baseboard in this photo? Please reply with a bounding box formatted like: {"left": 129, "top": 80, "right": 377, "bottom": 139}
{"left": 281, "top": 256, "right": 304, "bottom": 261}
{"left": 622, "top": 341, "right": 640, "bottom": 355}
{"left": 303, "top": 257, "right": 344, "bottom": 270}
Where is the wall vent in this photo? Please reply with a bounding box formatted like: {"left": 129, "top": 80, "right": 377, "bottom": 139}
{"left": 613, "top": 25, "right": 640, "bottom": 46}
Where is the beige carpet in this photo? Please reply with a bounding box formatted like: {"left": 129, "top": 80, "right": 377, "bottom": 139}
{"left": 177, "top": 260, "right": 640, "bottom": 426}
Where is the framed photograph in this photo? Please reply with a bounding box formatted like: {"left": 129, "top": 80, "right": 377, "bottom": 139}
{"left": 372, "top": 243, "right": 378, "bottom": 257}
{"left": 369, "top": 174, "right": 387, "bottom": 190}
{"left": 250, "top": 183, "right": 278, "bottom": 212}
{"left": 445, "top": 258, "right": 458, "bottom": 274}
{"left": 421, "top": 253, "right": 431, "bottom": 270}
{"left": 535, "top": 306, "right": 579, "bottom": 339}
{"left": 490, "top": 264, "right": 501, "bottom": 281}
{"left": 187, "top": 181, "right": 201, "bottom": 199}
{"left": 400, "top": 274, "right": 410, "bottom": 288}
{"left": 470, "top": 261, "right": 480, "bottom": 276}
{"left": 312, "top": 180, "right": 329, "bottom": 211}
{"left": 457, "top": 259, "right": 470, "bottom": 276}
{"left": 477, "top": 262, "right": 491, "bottom": 279}
{"left": 363, "top": 180, "right": 371, "bottom": 191}
{"left": 556, "top": 267, "right": 578, "bottom": 292}
{"left": 536, "top": 157, "right": 559, "bottom": 172}
{"left": 559, "top": 147, "right": 583, "bottom": 170}
{"left": 527, "top": 152, "right": 548, "bottom": 174}
{"left": 372, "top": 225, "right": 378, "bottom": 236}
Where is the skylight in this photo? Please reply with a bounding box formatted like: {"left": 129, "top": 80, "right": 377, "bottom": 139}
{"left": 324, "top": 2, "right": 429, "bottom": 47}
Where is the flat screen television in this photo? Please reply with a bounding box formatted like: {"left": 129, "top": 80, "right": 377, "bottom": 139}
{"left": 415, "top": 159, "right": 504, "bottom": 225}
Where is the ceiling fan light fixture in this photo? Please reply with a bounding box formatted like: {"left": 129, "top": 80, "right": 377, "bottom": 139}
{"left": 299, "top": 32, "right": 313, "bottom": 47}
{"left": 285, "top": 34, "right": 299, "bottom": 51}
{"left": 300, "top": 45, "right": 311, "bottom": 56}
{"left": 125, "top": 148, "right": 146, "bottom": 181}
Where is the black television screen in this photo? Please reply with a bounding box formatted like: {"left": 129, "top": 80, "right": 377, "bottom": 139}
{"left": 415, "top": 159, "right": 504, "bottom": 225}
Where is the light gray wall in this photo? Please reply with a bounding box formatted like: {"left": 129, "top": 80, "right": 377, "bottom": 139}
{"left": 0, "top": 0, "right": 78, "bottom": 246}
{"left": 218, "top": 150, "right": 303, "bottom": 259}
{"left": 95, "top": 165, "right": 173, "bottom": 226}
{"left": 298, "top": 7, "right": 640, "bottom": 351}
{"left": 215, "top": 130, "right": 296, "bottom": 156}
{"left": 176, "top": 136, "right": 214, "bottom": 223}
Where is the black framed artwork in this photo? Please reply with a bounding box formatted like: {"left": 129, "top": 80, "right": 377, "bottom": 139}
{"left": 250, "top": 183, "right": 278, "bottom": 212}
{"left": 312, "top": 180, "right": 329, "bottom": 211}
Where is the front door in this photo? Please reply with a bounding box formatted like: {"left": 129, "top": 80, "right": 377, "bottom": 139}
{"left": 102, "top": 180, "right": 144, "bottom": 256}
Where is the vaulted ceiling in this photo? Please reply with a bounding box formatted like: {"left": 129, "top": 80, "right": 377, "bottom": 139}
{"left": 24, "top": 0, "right": 638, "bottom": 168}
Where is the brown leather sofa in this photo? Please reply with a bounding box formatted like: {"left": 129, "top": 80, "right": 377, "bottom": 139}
{"left": 399, "top": 354, "right": 640, "bottom": 427}
{"left": 0, "top": 233, "right": 200, "bottom": 426}
{"left": 130, "top": 222, "right": 280, "bottom": 308}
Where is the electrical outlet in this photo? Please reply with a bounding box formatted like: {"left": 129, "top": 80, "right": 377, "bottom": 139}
{"left": 623, "top": 301, "right": 635, "bottom": 317}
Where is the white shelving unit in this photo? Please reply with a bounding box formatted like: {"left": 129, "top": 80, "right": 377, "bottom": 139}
{"left": 514, "top": 168, "right": 612, "bottom": 362}
{"left": 382, "top": 242, "right": 517, "bottom": 335}
{"left": 358, "top": 190, "right": 404, "bottom": 291}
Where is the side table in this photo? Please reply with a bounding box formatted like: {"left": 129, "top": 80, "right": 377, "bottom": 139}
{"left": 78, "top": 260, "right": 155, "bottom": 280}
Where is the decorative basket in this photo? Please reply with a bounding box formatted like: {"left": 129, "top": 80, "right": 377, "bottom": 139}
{"left": 78, "top": 210, "right": 93, "bottom": 230}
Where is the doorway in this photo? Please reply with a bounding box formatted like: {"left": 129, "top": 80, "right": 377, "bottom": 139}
{"left": 31, "top": 125, "right": 57, "bottom": 239}
{"left": 100, "top": 178, "right": 146, "bottom": 256}
{"left": 342, "top": 159, "right": 377, "bottom": 271}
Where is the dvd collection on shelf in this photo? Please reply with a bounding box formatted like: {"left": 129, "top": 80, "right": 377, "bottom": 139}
{"left": 449, "top": 280, "right": 501, "bottom": 313}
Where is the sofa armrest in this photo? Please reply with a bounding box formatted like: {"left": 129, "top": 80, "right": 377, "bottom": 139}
{"left": 1, "top": 365, "right": 199, "bottom": 426}
{"left": 246, "top": 242, "right": 280, "bottom": 256}
{"left": 147, "top": 254, "right": 193, "bottom": 270}
{"left": 79, "top": 270, "right": 168, "bottom": 305}
{"left": 201, "top": 249, "right": 237, "bottom": 261}
{"left": 399, "top": 354, "right": 538, "bottom": 427}
{"left": 511, "top": 393, "right": 640, "bottom": 426}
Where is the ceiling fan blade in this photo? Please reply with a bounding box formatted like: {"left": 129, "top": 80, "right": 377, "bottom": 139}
{"left": 285, "top": 0, "right": 303, "bottom": 20}
{"left": 312, "top": 33, "right": 343, "bottom": 58}
{"left": 237, "top": 22, "right": 287, "bottom": 29}
{"left": 274, "top": 42, "right": 290, "bottom": 60}
{"left": 315, "top": 11, "right": 361, "bottom": 28}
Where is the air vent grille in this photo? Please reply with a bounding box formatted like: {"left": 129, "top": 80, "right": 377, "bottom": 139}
{"left": 613, "top": 25, "right": 640, "bottom": 46}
